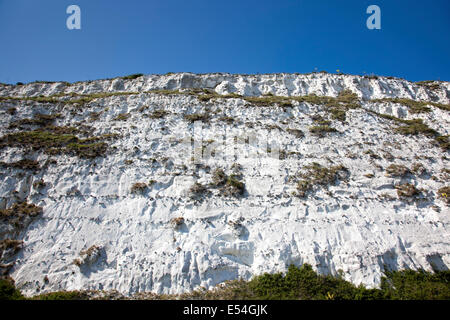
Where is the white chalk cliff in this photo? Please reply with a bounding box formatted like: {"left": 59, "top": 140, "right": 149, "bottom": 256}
{"left": 0, "top": 72, "right": 449, "bottom": 297}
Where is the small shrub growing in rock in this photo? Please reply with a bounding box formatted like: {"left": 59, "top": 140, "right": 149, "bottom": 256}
{"left": 114, "top": 113, "right": 130, "bottom": 121}
{"left": 210, "top": 168, "right": 245, "bottom": 197}
{"left": 121, "top": 73, "right": 143, "bottom": 80}
{"left": 0, "top": 239, "right": 24, "bottom": 259}
{"left": 148, "top": 110, "right": 169, "bottom": 119}
{"left": 437, "top": 186, "right": 449, "bottom": 205}
{"left": 183, "top": 113, "right": 210, "bottom": 123}
{"left": 0, "top": 202, "right": 43, "bottom": 220}
{"left": 385, "top": 164, "right": 410, "bottom": 177}
{"left": 309, "top": 125, "right": 338, "bottom": 137}
{"left": 0, "top": 202, "right": 43, "bottom": 240}
{"left": 218, "top": 116, "right": 234, "bottom": 124}
{"left": 395, "top": 183, "right": 420, "bottom": 198}
{"left": 189, "top": 182, "right": 208, "bottom": 198}
{"left": 211, "top": 168, "right": 227, "bottom": 186}
{"left": 33, "top": 179, "right": 46, "bottom": 189}
{"left": 0, "top": 159, "right": 40, "bottom": 171}
{"left": 0, "top": 278, "right": 24, "bottom": 300}
{"left": 411, "top": 162, "right": 427, "bottom": 176}
{"left": 287, "top": 128, "right": 304, "bottom": 138}
{"left": 296, "top": 180, "right": 312, "bottom": 197}
{"left": 130, "top": 182, "right": 147, "bottom": 194}
{"left": 295, "top": 163, "right": 348, "bottom": 198}
{"left": 302, "top": 163, "right": 348, "bottom": 186}
{"left": 435, "top": 135, "right": 449, "bottom": 151}
{"left": 73, "top": 245, "right": 103, "bottom": 267}
{"left": 89, "top": 111, "right": 101, "bottom": 121}
{"left": 223, "top": 175, "right": 245, "bottom": 197}
{"left": 394, "top": 119, "right": 437, "bottom": 137}
{"left": 170, "top": 217, "right": 185, "bottom": 229}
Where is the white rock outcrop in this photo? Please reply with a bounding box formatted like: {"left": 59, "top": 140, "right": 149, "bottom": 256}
{"left": 0, "top": 72, "right": 448, "bottom": 297}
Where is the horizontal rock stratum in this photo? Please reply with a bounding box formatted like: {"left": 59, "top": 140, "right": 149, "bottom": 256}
{"left": 0, "top": 72, "right": 449, "bottom": 297}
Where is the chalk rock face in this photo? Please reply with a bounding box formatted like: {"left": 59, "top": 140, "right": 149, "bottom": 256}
{"left": 0, "top": 73, "right": 449, "bottom": 296}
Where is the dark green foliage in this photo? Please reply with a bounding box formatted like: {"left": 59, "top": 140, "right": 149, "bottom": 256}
{"left": 210, "top": 168, "right": 245, "bottom": 197}
{"left": 311, "top": 115, "right": 331, "bottom": 126}
{"left": 2, "top": 265, "right": 449, "bottom": 300}
{"left": 380, "top": 269, "right": 450, "bottom": 300}
{"left": 0, "top": 279, "right": 24, "bottom": 300}
{"left": 246, "top": 265, "right": 450, "bottom": 300}
{"left": 120, "top": 73, "right": 144, "bottom": 80}
{"left": 249, "top": 264, "right": 369, "bottom": 300}
{"left": 32, "top": 291, "right": 88, "bottom": 300}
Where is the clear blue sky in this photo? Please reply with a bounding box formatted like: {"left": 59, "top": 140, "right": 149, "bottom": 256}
{"left": 0, "top": 0, "right": 449, "bottom": 83}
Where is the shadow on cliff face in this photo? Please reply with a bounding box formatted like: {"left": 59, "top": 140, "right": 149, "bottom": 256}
{"left": 426, "top": 253, "right": 449, "bottom": 271}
